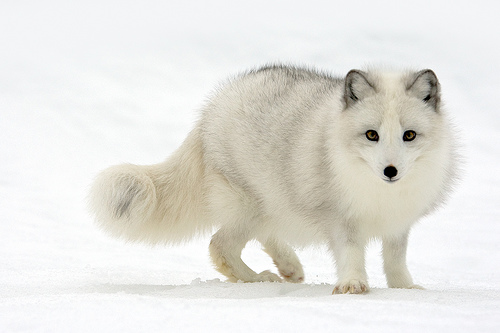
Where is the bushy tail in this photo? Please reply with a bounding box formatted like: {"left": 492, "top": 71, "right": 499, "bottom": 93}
{"left": 88, "top": 128, "right": 214, "bottom": 244}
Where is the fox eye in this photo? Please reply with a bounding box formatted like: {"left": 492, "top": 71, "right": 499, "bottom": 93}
{"left": 403, "top": 130, "right": 417, "bottom": 141}
{"left": 365, "top": 130, "right": 379, "bottom": 142}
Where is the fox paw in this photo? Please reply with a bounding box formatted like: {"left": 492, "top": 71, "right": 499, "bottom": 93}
{"left": 332, "top": 279, "right": 369, "bottom": 294}
{"left": 255, "top": 270, "right": 282, "bottom": 282}
{"left": 277, "top": 262, "right": 305, "bottom": 283}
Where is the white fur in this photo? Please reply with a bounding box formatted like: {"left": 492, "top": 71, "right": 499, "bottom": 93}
{"left": 89, "top": 128, "right": 214, "bottom": 244}
{"left": 88, "top": 65, "right": 458, "bottom": 294}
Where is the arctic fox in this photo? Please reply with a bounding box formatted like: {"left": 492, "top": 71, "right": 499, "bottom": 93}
{"left": 89, "top": 65, "right": 458, "bottom": 294}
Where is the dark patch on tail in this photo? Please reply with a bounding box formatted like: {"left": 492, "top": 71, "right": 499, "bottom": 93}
{"left": 114, "top": 185, "right": 140, "bottom": 218}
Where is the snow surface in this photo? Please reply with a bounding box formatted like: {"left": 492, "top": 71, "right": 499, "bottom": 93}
{"left": 1, "top": 0, "right": 499, "bottom": 332}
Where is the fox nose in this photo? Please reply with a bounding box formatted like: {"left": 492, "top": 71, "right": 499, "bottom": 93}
{"left": 384, "top": 165, "right": 398, "bottom": 179}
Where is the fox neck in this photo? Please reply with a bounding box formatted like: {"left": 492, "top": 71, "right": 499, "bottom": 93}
{"left": 328, "top": 145, "right": 448, "bottom": 239}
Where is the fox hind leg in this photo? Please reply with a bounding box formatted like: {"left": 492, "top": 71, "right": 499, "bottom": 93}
{"left": 263, "top": 238, "right": 304, "bottom": 283}
{"left": 209, "top": 226, "right": 281, "bottom": 283}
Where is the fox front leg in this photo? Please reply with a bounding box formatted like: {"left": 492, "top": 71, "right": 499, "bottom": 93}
{"left": 328, "top": 225, "right": 369, "bottom": 294}
{"left": 382, "top": 232, "right": 424, "bottom": 289}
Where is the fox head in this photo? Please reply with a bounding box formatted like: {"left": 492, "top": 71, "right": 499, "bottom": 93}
{"left": 339, "top": 68, "right": 449, "bottom": 184}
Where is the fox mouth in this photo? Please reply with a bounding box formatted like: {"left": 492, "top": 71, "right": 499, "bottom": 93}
{"left": 383, "top": 178, "right": 400, "bottom": 183}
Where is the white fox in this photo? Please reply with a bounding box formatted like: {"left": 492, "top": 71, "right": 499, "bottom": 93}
{"left": 89, "top": 65, "right": 458, "bottom": 294}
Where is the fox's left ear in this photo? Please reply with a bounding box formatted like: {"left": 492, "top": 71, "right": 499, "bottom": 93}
{"left": 407, "top": 69, "right": 441, "bottom": 110}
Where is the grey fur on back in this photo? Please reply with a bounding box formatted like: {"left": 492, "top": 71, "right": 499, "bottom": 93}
{"left": 201, "top": 65, "right": 345, "bottom": 221}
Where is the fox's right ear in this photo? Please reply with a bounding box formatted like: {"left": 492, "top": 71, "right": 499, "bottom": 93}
{"left": 344, "top": 70, "right": 376, "bottom": 108}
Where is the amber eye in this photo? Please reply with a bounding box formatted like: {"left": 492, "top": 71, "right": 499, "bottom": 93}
{"left": 403, "top": 130, "right": 417, "bottom": 141}
{"left": 365, "top": 130, "right": 379, "bottom": 142}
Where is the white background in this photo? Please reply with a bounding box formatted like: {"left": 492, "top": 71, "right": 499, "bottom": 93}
{"left": 1, "top": 0, "right": 499, "bottom": 332}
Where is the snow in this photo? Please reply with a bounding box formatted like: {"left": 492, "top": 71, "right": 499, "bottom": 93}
{"left": 1, "top": 0, "right": 499, "bottom": 332}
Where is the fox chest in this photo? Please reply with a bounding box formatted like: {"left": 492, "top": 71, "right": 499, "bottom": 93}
{"left": 339, "top": 182, "right": 433, "bottom": 238}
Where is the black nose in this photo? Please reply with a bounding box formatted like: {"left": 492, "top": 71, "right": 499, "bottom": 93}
{"left": 384, "top": 166, "right": 398, "bottom": 179}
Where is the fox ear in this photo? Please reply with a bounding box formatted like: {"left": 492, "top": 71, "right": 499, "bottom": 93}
{"left": 344, "top": 70, "right": 376, "bottom": 108}
{"left": 407, "top": 69, "right": 441, "bottom": 110}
